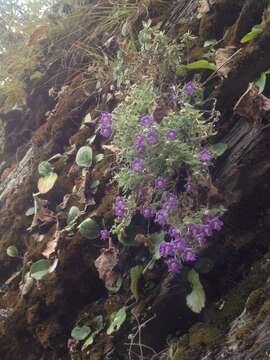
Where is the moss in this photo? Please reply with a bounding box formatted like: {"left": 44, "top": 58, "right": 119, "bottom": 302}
{"left": 189, "top": 323, "right": 223, "bottom": 349}
{"left": 245, "top": 288, "right": 266, "bottom": 313}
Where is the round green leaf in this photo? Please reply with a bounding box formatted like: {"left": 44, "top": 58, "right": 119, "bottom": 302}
{"left": 106, "top": 307, "right": 127, "bottom": 335}
{"left": 38, "top": 161, "right": 53, "bottom": 176}
{"left": 78, "top": 218, "right": 99, "bottom": 239}
{"left": 38, "top": 172, "right": 58, "bottom": 194}
{"left": 76, "top": 146, "right": 93, "bottom": 168}
{"left": 67, "top": 206, "right": 80, "bottom": 224}
{"left": 71, "top": 326, "right": 91, "bottom": 341}
{"left": 25, "top": 207, "right": 35, "bottom": 216}
{"left": 211, "top": 143, "right": 228, "bottom": 157}
{"left": 30, "top": 259, "right": 51, "bottom": 280}
{"left": 6, "top": 245, "right": 19, "bottom": 258}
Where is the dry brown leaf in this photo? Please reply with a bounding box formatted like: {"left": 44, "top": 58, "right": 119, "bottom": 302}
{"left": 94, "top": 246, "right": 119, "bottom": 286}
{"left": 198, "top": 0, "right": 210, "bottom": 15}
{"left": 28, "top": 25, "right": 47, "bottom": 47}
{"left": 135, "top": 234, "right": 151, "bottom": 247}
{"left": 215, "top": 46, "right": 236, "bottom": 78}
{"left": 42, "top": 230, "right": 61, "bottom": 258}
{"left": 102, "top": 144, "right": 119, "bottom": 153}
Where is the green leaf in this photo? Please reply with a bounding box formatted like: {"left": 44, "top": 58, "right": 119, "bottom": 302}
{"left": 90, "top": 180, "right": 100, "bottom": 190}
{"left": 130, "top": 265, "right": 143, "bottom": 301}
{"left": 38, "top": 161, "right": 53, "bottom": 176}
{"left": 203, "top": 39, "right": 218, "bottom": 48}
{"left": 6, "top": 245, "right": 19, "bottom": 258}
{"left": 255, "top": 72, "right": 267, "bottom": 94}
{"left": 30, "top": 259, "right": 51, "bottom": 280}
{"left": 106, "top": 275, "right": 123, "bottom": 293}
{"left": 30, "top": 71, "right": 44, "bottom": 81}
{"left": 95, "top": 154, "right": 104, "bottom": 163}
{"left": 211, "top": 143, "right": 228, "bottom": 157}
{"left": 25, "top": 207, "right": 35, "bottom": 216}
{"left": 81, "top": 315, "right": 104, "bottom": 350}
{"left": 186, "top": 269, "right": 206, "bottom": 314}
{"left": 67, "top": 206, "right": 80, "bottom": 224}
{"left": 87, "top": 135, "right": 96, "bottom": 145}
{"left": 38, "top": 172, "right": 58, "bottom": 194}
{"left": 71, "top": 325, "right": 91, "bottom": 341}
{"left": 186, "top": 60, "right": 217, "bottom": 71}
{"left": 175, "top": 65, "right": 188, "bottom": 76}
{"left": 107, "top": 307, "right": 127, "bottom": 335}
{"left": 78, "top": 218, "right": 99, "bottom": 239}
{"left": 149, "top": 232, "right": 165, "bottom": 260}
{"left": 240, "top": 25, "right": 263, "bottom": 43}
{"left": 75, "top": 146, "right": 93, "bottom": 168}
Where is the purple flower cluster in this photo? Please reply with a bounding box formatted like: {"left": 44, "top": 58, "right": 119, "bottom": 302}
{"left": 146, "top": 128, "right": 158, "bottom": 145}
{"left": 133, "top": 133, "right": 145, "bottom": 154}
{"left": 115, "top": 196, "right": 128, "bottom": 219}
{"left": 166, "top": 128, "right": 177, "bottom": 140}
{"left": 155, "top": 192, "right": 178, "bottom": 226}
{"left": 132, "top": 157, "right": 145, "bottom": 172}
{"left": 154, "top": 176, "right": 166, "bottom": 189}
{"left": 159, "top": 211, "right": 224, "bottom": 273}
{"left": 184, "top": 81, "right": 196, "bottom": 96}
{"left": 139, "top": 114, "right": 154, "bottom": 128}
{"left": 199, "top": 148, "right": 212, "bottom": 163}
{"left": 184, "top": 181, "right": 193, "bottom": 193}
{"left": 100, "top": 229, "right": 109, "bottom": 240}
{"left": 100, "top": 112, "right": 113, "bottom": 138}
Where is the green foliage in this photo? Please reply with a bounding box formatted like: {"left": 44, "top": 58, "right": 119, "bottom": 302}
{"left": 6, "top": 245, "right": 19, "bottom": 258}
{"left": 186, "top": 269, "right": 206, "bottom": 314}
{"left": 211, "top": 143, "right": 228, "bottom": 157}
{"left": 38, "top": 161, "right": 54, "bottom": 176}
{"left": 112, "top": 78, "right": 216, "bottom": 214}
{"left": 71, "top": 325, "right": 91, "bottom": 341}
{"left": 30, "top": 259, "right": 51, "bottom": 280}
{"left": 67, "top": 206, "right": 80, "bottom": 224}
{"left": 186, "top": 60, "right": 217, "bottom": 71}
{"left": 25, "top": 207, "right": 35, "bottom": 216}
{"left": 149, "top": 232, "right": 165, "bottom": 260}
{"left": 75, "top": 146, "right": 93, "bottom": 168}
{"left": 82, "top": 315, "right": 104, "bottom": 351}
{"left": 78, "top": 218, "right": 99, "bottom": 239}
{"left": 38, "top": 172, "right": 58, "bottom": 194}
{"left": 107, "top": 306, "right": 127, "bottom": 335}
{"left": 130, "top": 265, "right": 143, "bottom": 301}
{"left": 240, "top": 25, "right": 263, "bottom": 44}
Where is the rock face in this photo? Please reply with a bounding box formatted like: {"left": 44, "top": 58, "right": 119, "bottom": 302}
{"left": 0, "top": 1, "right": 270, "bottom": 359}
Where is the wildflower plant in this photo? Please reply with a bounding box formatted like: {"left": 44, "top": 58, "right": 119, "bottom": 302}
{"left": 99, "top": 77, "right": 224, "bottom": 274}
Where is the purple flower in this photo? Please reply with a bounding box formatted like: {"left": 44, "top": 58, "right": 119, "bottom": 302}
{"left": 100, "top": 229, "right": 110, "bottom": 240}
{"left": 154, "top": 176, "right": 166, "bottom": 189}
{"left": 115, "top": 196, "right": 128, "bottom": 219}
{"left": 100, "top": 112, "right": 113, "bottom": 138}
{"left": 199, "top": 149, "right": 212, "bottom": 163}
{"left": 139, "top": 114, "right": 154, "bottom": 128}
{"left": 165, "top": 258, "right": 182, "bottom": 273}
{"left": 163, "top": 192, "right": 178, "bottom": 214}
{"left": 159, "top": 241, "right": 174, "bottom": 257}
{"left": 155, "top": 210, "right": 168, "bottom": 226}
{"left": 184, "top": 81, "right": 196, "bottom": 96}
{"left": 133, "top": 133, "right": 145, "bottom": 153}
{"left": 131, "top": 157, "right": 145, "bottom": 172}
{"left": 168, "top": 227, "right": 180, "bottom": 238}
{"left": 146, "top": 128, "right": 158, "bottom": 145}
{"left": 173, "top": 235, "right": 188, "bottom": 252}
{"left": 140, "top": 206, "right": 153, "bottom": 219}
{"left": 182, "top": 248, "right": 197, "bottom": 262}
{"left": 202, "top": 224, "right": 213, "bottom": 237}
{"left": 100, "top": 126, "right": 112, "bottom": 138}
{"left": 202, "top": 211, "right": 215, "bottom": 224}
{"left": 211, "top": 217, "right": 224, "bottom": 231}
{"left": 166, "top": 128, "right": 177, "bottom": 140}
{"left": 184, "top": 181, "right": 193, "bottom": 193}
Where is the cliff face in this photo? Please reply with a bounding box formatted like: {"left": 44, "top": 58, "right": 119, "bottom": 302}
{"left": 0, "top": 1, "right": 270, "bottom": 359}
